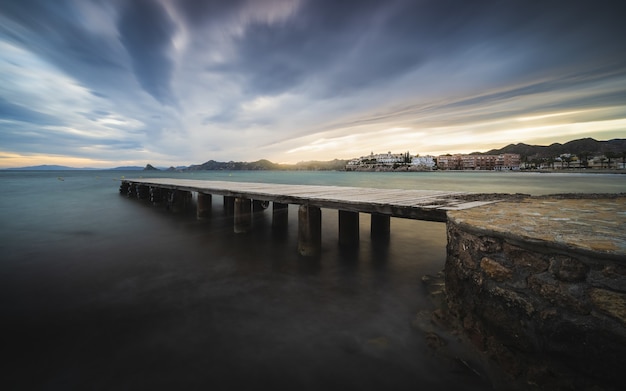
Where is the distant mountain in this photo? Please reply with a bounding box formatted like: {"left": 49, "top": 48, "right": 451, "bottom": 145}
{"left": 165, "top": 166, "right": 188, "bottom": 171}
{"left": 292, "top": 159, "right": 349, "bottom": 171}
{"left": 6, "top": 165, "right": 96, "bottom": 170}
{"left": 483, "top": 138, "right": 626, "bottom": 158}
{"left": 185, "top": 158, "right": 348, "bottom": 171}
{"left": 5, "top": 164, "right": 167, "bottom": 171}
{"left": 109, "top": 166, "right": 144, "bottom": 171}
{"left": 143, "top": 164, "right": 159, "bottom": 171}
{"left": 186, "top": 159, "right": 280, "bottom": 171}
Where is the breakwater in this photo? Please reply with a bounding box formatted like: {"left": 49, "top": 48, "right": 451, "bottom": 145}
{"left": 445, "top": 196, "right": 626, "bottom": 389}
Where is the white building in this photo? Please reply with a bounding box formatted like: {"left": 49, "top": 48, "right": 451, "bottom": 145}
{"left": 372, "top": 151, "right": 406, "bottom": 165}
{"left": 411, "top": 155, "right": 435, "bottom": 168}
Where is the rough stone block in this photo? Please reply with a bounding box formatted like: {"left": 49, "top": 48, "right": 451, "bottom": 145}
{"left": 487, "top": 285, "right": 535, "bottom": 316}
{"left": 549, "top": 255, "right": 589, "bottom": 282}
{"left": 480, "top": 257, "right": 513, "bottom": 281}
{"left": 590, "top": 288, "right": 626, "bottom": 326}
{"left": 503, "top": 242, "right": 548, "bottom": 273}
{"left": 478, "top": 235, "right": 502, "bottom": 253}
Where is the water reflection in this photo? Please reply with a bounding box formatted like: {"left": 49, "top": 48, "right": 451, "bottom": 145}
{"left": 9, "top": 170, "right": 621, "bottom": 389}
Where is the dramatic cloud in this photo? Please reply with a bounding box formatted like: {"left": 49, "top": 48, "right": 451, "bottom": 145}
{"left": 0, "top": 0, "right": 625, "bottom": 168}
{"left": 117, "top": 0, "right": 177, "bottom": 106}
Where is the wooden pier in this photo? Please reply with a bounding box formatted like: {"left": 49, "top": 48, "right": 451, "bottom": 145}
{"left": 120, "top": 178, "right": 501, "bottom": 256}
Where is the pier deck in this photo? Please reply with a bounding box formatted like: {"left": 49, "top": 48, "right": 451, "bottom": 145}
{"left": 121, "top": 178, "right": 500, "bottom": 222}
{"left": 120, "top": 178, "right": 507, "bottom": 256}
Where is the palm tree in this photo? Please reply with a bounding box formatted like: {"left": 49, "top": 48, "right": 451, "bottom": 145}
{"left": 543, "top": 157, "right": 555, "bottom": 169}
{"left": 563, "top": 155, "right": 572, "bottom": 169}
{"left": 403, "top": 151, "right": 411, "bottom": 164}
{"left": 605, "top": 151, "right": 618, "bottom": 169}
{"left": 578, "top": 151, "right": 592, "bottom": 168}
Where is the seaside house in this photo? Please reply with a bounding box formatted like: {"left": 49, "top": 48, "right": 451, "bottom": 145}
{"left": 436, "top": 153, "right": 520, "bottom": 170}
{"left": 410, "top": 155, "right": 435, "bottom": 169}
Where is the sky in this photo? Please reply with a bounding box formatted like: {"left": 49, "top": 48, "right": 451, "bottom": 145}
{"left": 1, "top": 0, "right": 625, "bottom": 168}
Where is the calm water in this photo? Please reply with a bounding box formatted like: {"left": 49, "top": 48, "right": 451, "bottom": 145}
{"left": 1, "top": 170, "right": 624, "bottom": 390}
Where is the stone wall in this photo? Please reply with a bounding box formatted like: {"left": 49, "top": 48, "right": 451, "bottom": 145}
{"left": 445, "top": 219, "right": 626, "bottom": 389}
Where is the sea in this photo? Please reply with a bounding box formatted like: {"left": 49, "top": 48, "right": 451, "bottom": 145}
{"left": 1, "top": 170, "right": 624, "bottom": 390}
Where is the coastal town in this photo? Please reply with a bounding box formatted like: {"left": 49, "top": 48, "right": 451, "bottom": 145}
{"left": 345, "top": 151, "right": 626, "bottom": 171}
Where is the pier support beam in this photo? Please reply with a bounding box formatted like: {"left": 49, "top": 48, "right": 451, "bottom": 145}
{"left": 197, "top": 193, "right": 212, "bottom": 219}
{"left": 253, "top": 200, "right": 269, "bottom": 212}
{"left": 371, "top": 214, "right": 390, "bottom": 241}
{"left": 272, "top": 202, "right": 289, "bottom": 230}
{"left": 298, "top": 205, "right": 321, "bottom": 257}
{"left": 234, "top": 197, "right": 252, "bottom": 233}
{"left": 150, "top": 187, "right": 164, "bottom": 205}
{"left": 119, "top": 181, "right": 130, "bottom": 195}
{"left": 127, "top": 183, "right": 137, "bottom": 198}
{"left": 167, "top": 190, "right": 192, "bottom": 212}
{"left": 137, "top": 185, "right": 150, "bottom": 200}
{"left": 224, "top": 196, "right": 235, "bottom": 215}
{"left": 339, "top": 210, "right": 360, "bottom": 247}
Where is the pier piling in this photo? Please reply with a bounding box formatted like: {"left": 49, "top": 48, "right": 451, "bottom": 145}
{"left": 371, "top": 214, "right": 390, "bottom": 241}
{"left": 272, "top": 202, "right": 289, "bottom": 230}
{"left": 197, "top": 193, "right": 212, "bottom": 219}
{"left": 127, "top": 183, "right": 137, "bottom": 198}
{"left": 167, "top": 190, "right": 191, "bottom": 212}
{"left": 150, "top": 187, "right": 164, "bottom": 205}
{"left": 253, "top": 200, "right": 269, "bottom": 212}
{"left": 339, "top": 210, "right": 360, "bottom": 247}
{"left": 298, "top": 205, "right": 321, "bottom": 256}
{"left": 224, "top": 196, "right": 235, "bottom": 215}
{"left": 234, "top": 197, "right": 252, "bottom": 233}
{"left": 119, "top": 181, "right": 129, "bottom": 195}
{"left": 137, "top": 185, "right": 150, "bottom": 200}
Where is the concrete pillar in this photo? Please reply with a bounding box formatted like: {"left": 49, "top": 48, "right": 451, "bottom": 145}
{"left": 165, "top": 190, "right": 175, "bottom": 211}
{"left": 234, "top": 197, "right": 252, "bottom": 233}
{"left": 371, "top": 213, "right": 390, "bottom": 241}
{"left": 167, "top": 190, "right": 191, "bottom": 212}
{"left": 119, "top": 181, "right": 130, "bottom": 195}
{"left": 253, "top": 200, "right": 270, "bottom": 212}
{"left": 181, "top": 190, "right": 192, "bottom": 209}
{"left": 150, "top": 187, "right": 164, "bottom": 205}
{"left": 339, "top": 210, "right": 360, "bottom": 247}
{"left": 197, "top": 193, "right": 212, "bottom": 219}
{"left": 298, "top": 205, "right": 321, "bottom": 257}
{"left": 224, "top": 196, "right": 235, "bottom": 215}
{"left": 272, "top": 202, "right": 289, "bottom": 230}
{"left": 127, "top": 183, "right": 137, "bottom": 198}
{"left": 137, "top": 185, "right": 150, "bottom": 200}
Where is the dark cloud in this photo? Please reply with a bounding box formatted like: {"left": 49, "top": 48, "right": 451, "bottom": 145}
{"left": 1, "top": 0, "right": 128, "bottom": 90}
{"left": 0, "top": 97, "right": 64, "bottom": 126}
{"left": 203, "top": 0, "right": 626, "bottom": 98}
{"left": 117, "top": 0, "right": 177, "bottom": 106}
{"left": 212, "top": 0, "right": 395, "bottom": 95}
{"left": 89, "top": 90, "right": 109, "bottom": 99}
{"left": 173, "top": 0, "right": 246, "bottom": 27}
{"left": 0, "top": 120, "right": 143, "bottom": 157}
